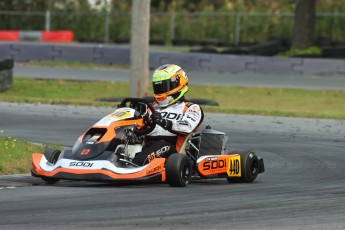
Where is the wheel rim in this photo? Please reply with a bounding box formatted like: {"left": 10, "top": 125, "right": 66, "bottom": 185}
{"left": 251, "top": 159, "right": 259, "bottom": 176}
{"left": 181, "top": 162, "right": 190, "bottom": 182}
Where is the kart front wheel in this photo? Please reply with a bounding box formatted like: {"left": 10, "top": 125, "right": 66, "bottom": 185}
{"left": 43, "top": 148, "right": 61, "bottom": 165}
{"left": 42, "top": 148, "right": 62, "bottom": 184}
{"left": 226, "top": 149, "right": 259, "bottom": 183}
{"left": 41, "top": 176, "right": 60, "bottom": 184}
{"left": 166, "top": 153, "right": 192, "bottom": 187}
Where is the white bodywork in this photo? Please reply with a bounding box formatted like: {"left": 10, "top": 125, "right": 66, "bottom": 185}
{"left": 95, "top": 108, "right": 137, "bottom": 127}
{"left": 39, "top": 155, "right": 148, "bottom": 174}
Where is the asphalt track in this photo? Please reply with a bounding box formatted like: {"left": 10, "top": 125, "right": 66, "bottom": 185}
{"left": 14, "top": 64, "right": 345, "bottom": 90}
{"left": 1, "top": 103, "right": 345, "bottom": 230}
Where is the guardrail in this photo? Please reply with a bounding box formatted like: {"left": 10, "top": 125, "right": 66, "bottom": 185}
{"left": 0, "top": 59, "right": 13, "bottom": 92}
{"left": 0, "top": 42, "right": 344, "bottom": 76}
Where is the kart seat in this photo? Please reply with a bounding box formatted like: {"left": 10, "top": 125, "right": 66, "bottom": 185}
{"left": 177, "top": 133, "right": 193, "bottom": 154}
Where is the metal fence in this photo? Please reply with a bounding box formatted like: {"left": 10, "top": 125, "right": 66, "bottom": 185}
{"left": 0, "top": 11, "right": 345, "bottom": 46}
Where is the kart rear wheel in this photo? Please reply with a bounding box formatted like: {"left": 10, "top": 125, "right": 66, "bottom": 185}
{"left": 226, "top": 149, "right": 259, "bottom": 183}
{"left": 42, "top": 148, "right": 61, "bottom": 183}
{"left": 166, "top": 153, "right": 192, "bottom": 187}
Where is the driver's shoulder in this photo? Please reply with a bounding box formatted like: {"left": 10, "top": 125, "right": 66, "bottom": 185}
{"left": 182, "top": 100, "right": 202, "bottom": 113}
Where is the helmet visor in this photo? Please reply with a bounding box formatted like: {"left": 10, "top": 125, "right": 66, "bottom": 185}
{"left": 153, "top": 78, "right": 179, "bottom": 94}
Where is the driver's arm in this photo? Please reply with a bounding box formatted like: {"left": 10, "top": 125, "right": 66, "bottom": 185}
{"left": 153, "top": 104, "right": 203, "bottom": 135}
{"left": 171, "top": 104, "right": 203, "bottom": 135}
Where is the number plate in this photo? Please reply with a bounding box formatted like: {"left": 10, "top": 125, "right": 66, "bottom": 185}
{"left": 227, "top": 155, "right": 241, "bottom": 177}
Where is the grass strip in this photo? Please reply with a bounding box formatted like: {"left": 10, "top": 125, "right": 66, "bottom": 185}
{"left": 18, "top": 60, "right": 129, "bottom": 70}
{"left": 0, "top": 134, "right": 39, "bottom": 175}
{"left": 1, "top": 78, "right": 345, "bottom": 119}
{"left": 0, "top": 131, "right": 62, "bottom": 175}
{"left": 0, "top": 136, "right": 33, "bottom": 174}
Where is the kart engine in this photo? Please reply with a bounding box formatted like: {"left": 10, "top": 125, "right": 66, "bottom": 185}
{"left": 198, "top": 128, "right": 228, "bottom": 156}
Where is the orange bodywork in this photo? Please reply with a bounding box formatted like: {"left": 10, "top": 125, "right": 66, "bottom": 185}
{"left": 197, "top": 154, "right": 241, "bottom": 177}
{"left": 97, "top": 119, "right": 144, "bottom": 143}
{"left": 78, "top": 118, "right": 144, "bottom": 144}
{"left": 32, "top": 153, "right": 166, "bottom": 181}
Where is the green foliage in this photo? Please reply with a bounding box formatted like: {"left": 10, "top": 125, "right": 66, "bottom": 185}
{"left": 277, "top": 46, "right": 321, "bottom": 57}
{"left": 0, "top": 1, "right": 344, "bottom": 45}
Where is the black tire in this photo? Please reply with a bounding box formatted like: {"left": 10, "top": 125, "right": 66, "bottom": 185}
{"left": 41, "top": 176, "right": 60, "bottom": 184}
{"left": 43, "top": 148, "right": 61, "bottom": 165}
{"left": 165, "top": 153, "right": 192, "bottom": 187}
{"left": 42, "top": 148, "right": 61, "bottom": 183}
{"left": 226, "top": 149, "right": 259, "bottom": 183}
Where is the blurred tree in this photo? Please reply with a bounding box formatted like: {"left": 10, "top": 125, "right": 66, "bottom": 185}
{"left": 291, "top": 0, "right": 316, "bottom": 49}
{"left": 0, "top": 0, "right": 48, "bottom": 30}
{"left": 0, "top": 0, "right": 92, "bottom": 30}
{"left": 111, "top": 0, "right": 131, "bottom": 12}
{"left": 0, "top": 0, "right": 47, "bottom": 11}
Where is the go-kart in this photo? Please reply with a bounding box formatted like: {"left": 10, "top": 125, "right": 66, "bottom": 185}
{"left": 31, "top": 98, "right": 264, "bottom": 187}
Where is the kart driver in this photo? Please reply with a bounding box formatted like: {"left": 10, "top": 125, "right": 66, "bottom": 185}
{"left": 132, "top": 64, "right": 204, "bottom": 166}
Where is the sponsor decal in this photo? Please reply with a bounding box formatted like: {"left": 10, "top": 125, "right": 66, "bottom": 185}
{"left": 110, "top": 110, "right": 130, "bottom": 119}
{"left": 156, "top": 146, "right": 170, "bottom": 157}
{"left": 160, "top": 112, "right": 183, "bottom": 120}
{"left": 189, "top": 105, "right": 201, "bottom": 112}
{"left": 81, "top": 148, "right": 91, "bottom": 155}
{"left": 86, "top": 141, "right": 96, "bottom": 145}
{"left": 187, "top": 115, "right": 197, "bottom": 122}
{"left": 188, "top": 110, "right": 201, "bottom": 117}
{"left": 177, "top": 120, "right": 189, "bottom": 126}
{"left": 187, "top": 107, "right": 201, "bottom": 122}
{"left": 203, "top": 159, "right": 227, "bottom": 171}
{"left": 69, "top": 162, "right": 94, "bottom": 167}
{"left": 147, "top": 146, "right": 170, "bottom": 163}
{"left": 147, "top": 152, "right": 156, "bottom": 162}
{"left": 146, "top": 165, "right": 162, "bottom": 175}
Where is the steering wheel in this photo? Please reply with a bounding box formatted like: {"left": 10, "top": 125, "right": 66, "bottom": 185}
{"left": 118, "top": 98, "right": 156, "bottom": 136}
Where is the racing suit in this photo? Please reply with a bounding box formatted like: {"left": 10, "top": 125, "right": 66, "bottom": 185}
{"left": 132, "top": 99, "right": 204, "bottom": 165}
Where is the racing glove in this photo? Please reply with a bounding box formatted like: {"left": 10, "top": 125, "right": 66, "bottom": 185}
{"left": 153, "top": 111, "right": 172, "bottom": 130}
